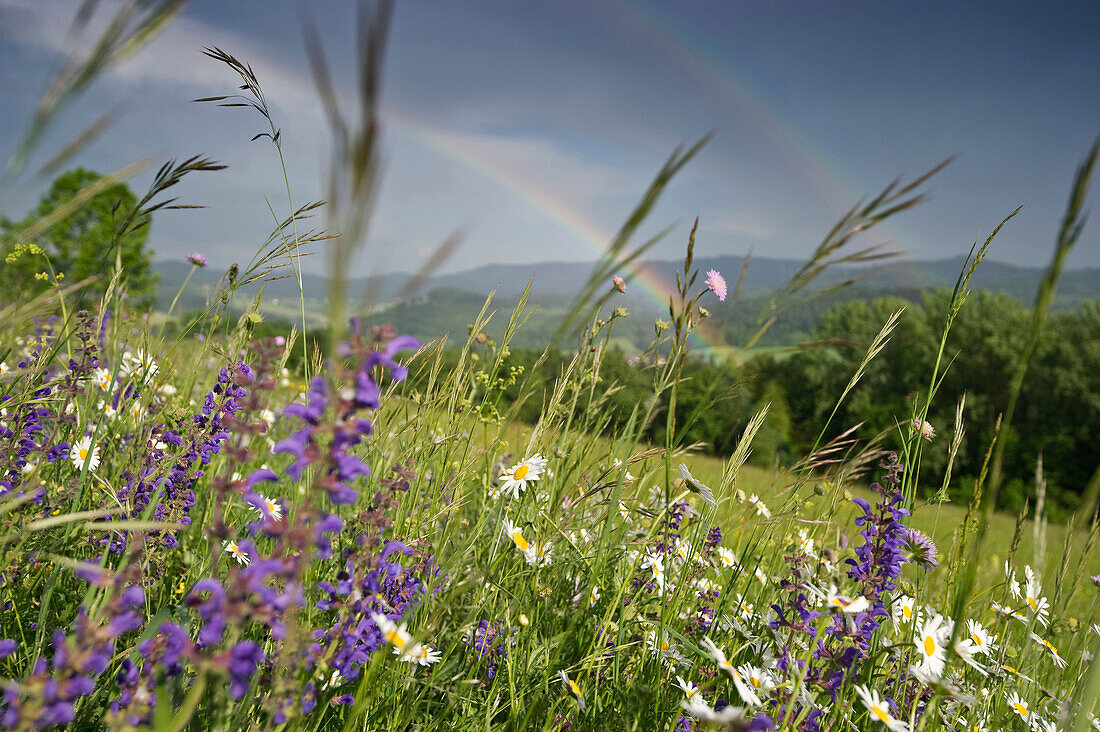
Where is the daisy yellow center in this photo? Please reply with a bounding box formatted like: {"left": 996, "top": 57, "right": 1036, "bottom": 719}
{"left": 569, "top": 680, "right": 580, "bottom": 695}
{"left": 1012, "top": 701, "right": 1028, "bottom": 716}
{"left": 79, "top": 448, "right": 89, "bottom": 460}
{"left": 750, "top": 677, "right": 762, "bottom": 688}
{"left": 971, "top": 632, "right": 983, "bottom": 646}
{"left": 232, "top": 546, "right": 244, "bottom": 557}
{"left": 511, "top": 531, "right": 529, "bottom": 552}
{"left": 923, "top": 636, "right": 936, "bottom": 656}
{"left": 265, "top": 500, "right": 276, "bottom": 512}
{"left": 1027, "top": 596, "right": 1038, "bottom": 610}
{"left": 386, "top": 631, "right": 406, "bottom": 648}
{"left": 872, "top": 705, "right": 890, "bottom": 722}
{"left": 903, "top": 605, "right": 913, "bottom": 619}
{"left": 513, "top": 464, "right": 529, "bottom": 480}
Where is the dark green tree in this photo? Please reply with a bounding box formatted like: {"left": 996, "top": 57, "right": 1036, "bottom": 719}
{"left": 0, "top": 168, "right": 157, "bottom": 308}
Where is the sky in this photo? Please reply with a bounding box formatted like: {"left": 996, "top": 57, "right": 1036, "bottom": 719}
{"left": 0, "top": 0, "right": 1098, "bottom": 278}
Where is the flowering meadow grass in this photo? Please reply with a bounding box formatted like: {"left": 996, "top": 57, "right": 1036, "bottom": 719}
{"left": 2, "top": 3, "right": 1100, "bottom": 730}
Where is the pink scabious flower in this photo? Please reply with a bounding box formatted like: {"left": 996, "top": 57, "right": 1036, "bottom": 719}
{"left": 186, "top": 253, "right": 209, "bottom": 267}
{"left": 705, "top": 269, "right": 727, "bottom": 301}
{"left": 913, "top": 419, "right": 935, "bottom": 441}
{"left": 612, "top": 275, "right": 626, "bottom": 293}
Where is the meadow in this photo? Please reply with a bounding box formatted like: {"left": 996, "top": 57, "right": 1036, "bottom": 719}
{"left": 1, "top": 3, "right": 1099, "bottom": 731}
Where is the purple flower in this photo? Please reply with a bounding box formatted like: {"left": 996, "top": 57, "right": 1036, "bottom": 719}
{"left": 705, "top": 269, "right": 727, "bottom": 301}
{"left": 186, "top": 253, "right": 209, "bottom": 267}
{"left": 228, "top": 641, "right": 264, "bottom": 699}
{"left": 900, "top": 526, "right": 938, "bottom": 569}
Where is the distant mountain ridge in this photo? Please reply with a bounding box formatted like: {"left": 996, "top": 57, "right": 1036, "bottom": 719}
{"left": 155, "top": 254, "right": 1100, "bottom": 314}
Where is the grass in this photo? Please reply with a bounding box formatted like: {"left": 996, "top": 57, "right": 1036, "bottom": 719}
{"left": 0, "top": 3, "right": 1097, "bottom": 731}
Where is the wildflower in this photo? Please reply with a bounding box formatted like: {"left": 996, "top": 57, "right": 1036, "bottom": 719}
{"left": 914, "top": 614, "right": 949, "bottom": 679}
{"left": 121, "top": 349, "right": 158, "bottom": 378}
{"left": 559, "top": 670, "right": 586, "bottom": 712}
{"left": 496, "top": 454, "right": 547, "bottom": 499}
{"left": 965, "top": 619, "right": 996, "bottom": 655}
{"left": 754, "top": 567, "right": 768, "bottom": 585}
{"left": 1022, "top": 573, "right": 1050, "bottom": 626}
{"left": 612, "top": 274, "right": 626, "bottom": 293}
{"left": 677, "top": 464, "right": 716, "bottom": 507}
{"left": 371, "top": 612, "right": 413, "bottom": 653}
{"left": 618, "top": 501, "right": 633, "bottom": 522}
{"left": 502, "top": 517, "right": 530, "bottom": 553}
{"left": 736, "top": 664, "right": 777, "bottom": 693}
{"left": 251, "top": 494, "right": 283, "bottom": 522}
{"left": 588, "top": 585, "right": 600, "bottom": 607}
{"left": 1005, "top": 691, "right": 1031, "bottom": 722}
{"left": 796, "top": 528, "right": 817, "bottom": 559}
{"left": 611, "top": 458, "right": 635, "bottom": 484}
{"left": 396, "top": 643, "right": 441, "bottom": 666}
{"left": 642, "top": 552, "right": 666, "bottom": 589}
{"left": 747, "top": 494, "right": 771, "bottom": 518}
{"left": 900, "top": 527, "right": 938, "bottom": 568}
{"left": 700, "top": 637, "right": 761, "bottom": 706}
{"left": 1005, "top": 561, "right": 1022, "bottom": 599}
{"left": 92, "top": 367, "right": 112, "bottom": 391}
{"left": 681, "top": 697, "right": 746, "bottom": 724}
{"left": 70, "top": 435, "right": 100, "bottom": 472}
{"left": 716, "top": 546, "right": 737, "bottom": 568}
{"left": 824, "top": 584, "right": 870, "bottom": 614}
{"left": 223, "top": 540, "right": 250, "bottom": 566}
{"left": 321, "top": 669, "right": 344, "bottom": 690}
{"left": 519, "top": 614, "right": 529, "bottom": 627}
{"left": 705, "top": 269, "right": 727, "bottom": 301}
{"left": 854, "top": 685, "right": 909, "bottom": 731}
{"left": 1030, "top": 633, "right": 1068, "bottom": 668}
{"left": 675, "top": 675, "right": 699, "bottom": 700}
{"left": 186, "top": 252, "right": 209, "bottom": 267}
{"left": 912, "top": 419, "right": 935, "bottom": 440}
{"left": 523, "top": 542, "right": 553, "bottom": 568}
{"left": 696, "top": 577, "right": 720, "bottom": 595}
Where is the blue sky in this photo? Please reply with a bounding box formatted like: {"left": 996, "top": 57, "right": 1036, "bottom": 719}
{"left": 1, "top": 0, "right": 1098, "bottom": 276}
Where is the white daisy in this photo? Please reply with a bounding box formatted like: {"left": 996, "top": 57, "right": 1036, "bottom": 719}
{"left": 252, "top": 494, "right": 283, "bottom": 522}
{"left": 854, "top": 684, "right": 909, "bottom": 731}
{"left": 681, "top": 696, "right": 746, "bottom": 724}
{"left": 612, "top": 458, "right": 635, "bottom": 484}
{"left": 559, "top": 670, "right": 585, "bottom": 712}
{"left": 1005, "top": 691, "right": 1031, "bottom": 722}
{"left": 395, "top": 642, "right": 441, "bottom": 666}
{"left": 1030, "top": 633, "right": 1068, "bottom": 669}
{"left": 914, "top": 614, "right": 949, "bottom": 679}
{"left": 824, "top": 584, "right": 870, "bottom": 614}
{"left": 223, "top": 540, "right": 250, "bottom": 566}
{"left": 965, "top": 619, "right": 996, "bottom": 655}
{"left": 371, "top": 612, "right": 413, "bottom": 653}
{"left": 496, "top": 454, "right": 547, "bottom": 499}
{"left": 1023, "top": 575, "right": 1050, "bottom": 626}
{"left": 70, "top": 435, "right": 100, "bottom": 472}
{"left": 675, "top": 675, "right": 699, "bottom": 700}
{"left": 716, "top": 546, "right": 738, "bottom": 568}
{"left": 747, "top": 494, "right": 771, "bottom": 518}
{"left": 892, "top": 595, "right": 919, "bottom": 628}
{"left": 502, "top": 517, "right": 531, "bottom": 553}
{"left": 92, "top": 367, "right": 113, "bottom": 392}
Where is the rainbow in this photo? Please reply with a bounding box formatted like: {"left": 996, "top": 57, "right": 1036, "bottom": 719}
{"left": 386, "top": 112, "right": 729, "bottom": 351}
{"left": 380, "top": 0, "right": 921, "bottom": 353}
